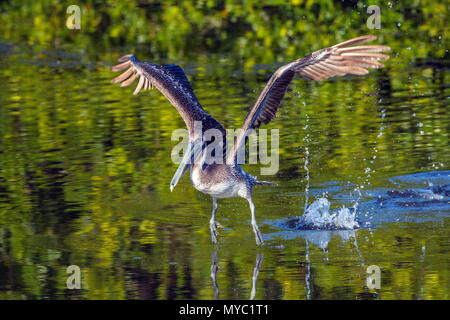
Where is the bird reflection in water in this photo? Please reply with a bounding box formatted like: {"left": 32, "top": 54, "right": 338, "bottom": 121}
{"left": 210, "top": 249, "right": 264, "bottom": 300}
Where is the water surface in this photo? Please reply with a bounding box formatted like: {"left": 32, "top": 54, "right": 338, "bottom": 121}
{"left": 0, "top": 35, "right": 449, "bottom": 300}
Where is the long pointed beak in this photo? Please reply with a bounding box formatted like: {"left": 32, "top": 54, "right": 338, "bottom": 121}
{"left": 170, "top": 140, "right": 203, "bottom": 192}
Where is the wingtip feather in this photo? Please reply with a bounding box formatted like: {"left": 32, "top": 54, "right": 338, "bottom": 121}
{"left": 333, "top": 35, "right": 378, "bottom": 48}
{"left": 118, "top": 54, "right": 133, "bottom": 62}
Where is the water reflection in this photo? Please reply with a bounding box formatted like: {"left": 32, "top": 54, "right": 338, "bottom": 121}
{"left": 302, "top": 230, "right": 358, "bottom": 251}
{"left": 305, "top": 240, "right": 311, "bottom": 300}
{"left": 210, "top": 250, "right": 220, "bottom": 300}
{"left": 250, "top": 254, "right": 263, "bottom": 300}
{"left": 210, "top": 249, "right": 264, "bottom": 300}
{"left": 0, "top": 37, "right": 449, "bottom": 299}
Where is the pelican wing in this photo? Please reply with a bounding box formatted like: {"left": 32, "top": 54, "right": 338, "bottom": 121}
{"left": 111, "top": 55, "right": 195, "bottom": 95}
{"left": 111, "top": 55, "right": 221, "bottom": 135}
{"left": 111, "top": 54, "right": 226, "bottom": 190}
{"left": 226, "top": 35, "right": 390, "bottom": 164}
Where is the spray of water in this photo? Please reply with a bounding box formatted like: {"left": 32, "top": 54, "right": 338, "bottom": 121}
{"left": 299, "top": 110, "right": 359, "bottom": 231}
{"left": 298, "top": 198, "right": 359, "bottom": 230}
{"left": 303, "top": 113, "right": 310, "bottom": 211}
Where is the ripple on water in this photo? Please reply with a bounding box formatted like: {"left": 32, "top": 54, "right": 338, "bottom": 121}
{"left": 267, "top": 171, "right": 450, "bottom": 238}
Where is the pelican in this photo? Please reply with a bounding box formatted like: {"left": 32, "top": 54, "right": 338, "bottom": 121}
{"left": 111, "top": 35, "right": 390, "bottom": 245}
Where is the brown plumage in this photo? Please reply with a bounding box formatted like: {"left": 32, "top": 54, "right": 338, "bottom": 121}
{"left": 111, "top": 55, "right": 221, "bottom": 136}
{"left": 226, "top": 35, "right": 390, "bottom": 164}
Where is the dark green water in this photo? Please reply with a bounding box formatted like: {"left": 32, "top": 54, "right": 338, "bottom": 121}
{"left": 0, "top": 41, "right": 448, "bottom": 300}
{"left": 0, "top": 1, "right": 449, "bottom": 299}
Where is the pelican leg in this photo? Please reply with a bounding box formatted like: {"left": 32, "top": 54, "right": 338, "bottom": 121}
{"left": 248, "top": 198, "right": 264, "bottom": 245}
{"left": 210, "top": 198, "right": 219, "bottom": 244}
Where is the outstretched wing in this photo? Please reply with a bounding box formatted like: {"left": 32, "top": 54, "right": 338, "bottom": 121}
{"left": 111, "top": 54, "right": 227, "bottom": 191}
{"left": 226, "top": 35, "right": 390, "bottom": 164}
{"left": 111, "top": 55, "right": 194, "bottom": 95}
{"left": 111, "top": 55, "right": 218, "bottom": 135}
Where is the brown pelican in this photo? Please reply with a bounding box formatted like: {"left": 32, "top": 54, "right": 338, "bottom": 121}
{"left": 111, "top": 35, "right": 390, "bottom": 245}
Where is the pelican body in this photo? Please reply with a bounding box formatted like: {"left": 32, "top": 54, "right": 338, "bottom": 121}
{"left": 111, "top": 35, "right": 390, "bottom": 245}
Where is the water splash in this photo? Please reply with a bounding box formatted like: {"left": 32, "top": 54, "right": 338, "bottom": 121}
{"left": 296, "top": 198, "right": 359, "bottom": 230}
{"left": 266, "top": 171, "right": 449, "bottom": 251}
{"left": 298, "top": 109, "right": 359, "bottom": 231}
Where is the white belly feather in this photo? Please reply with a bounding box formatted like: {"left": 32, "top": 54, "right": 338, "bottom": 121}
{"left": 190, "top": 169, "right": 243, "bottom": 198}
